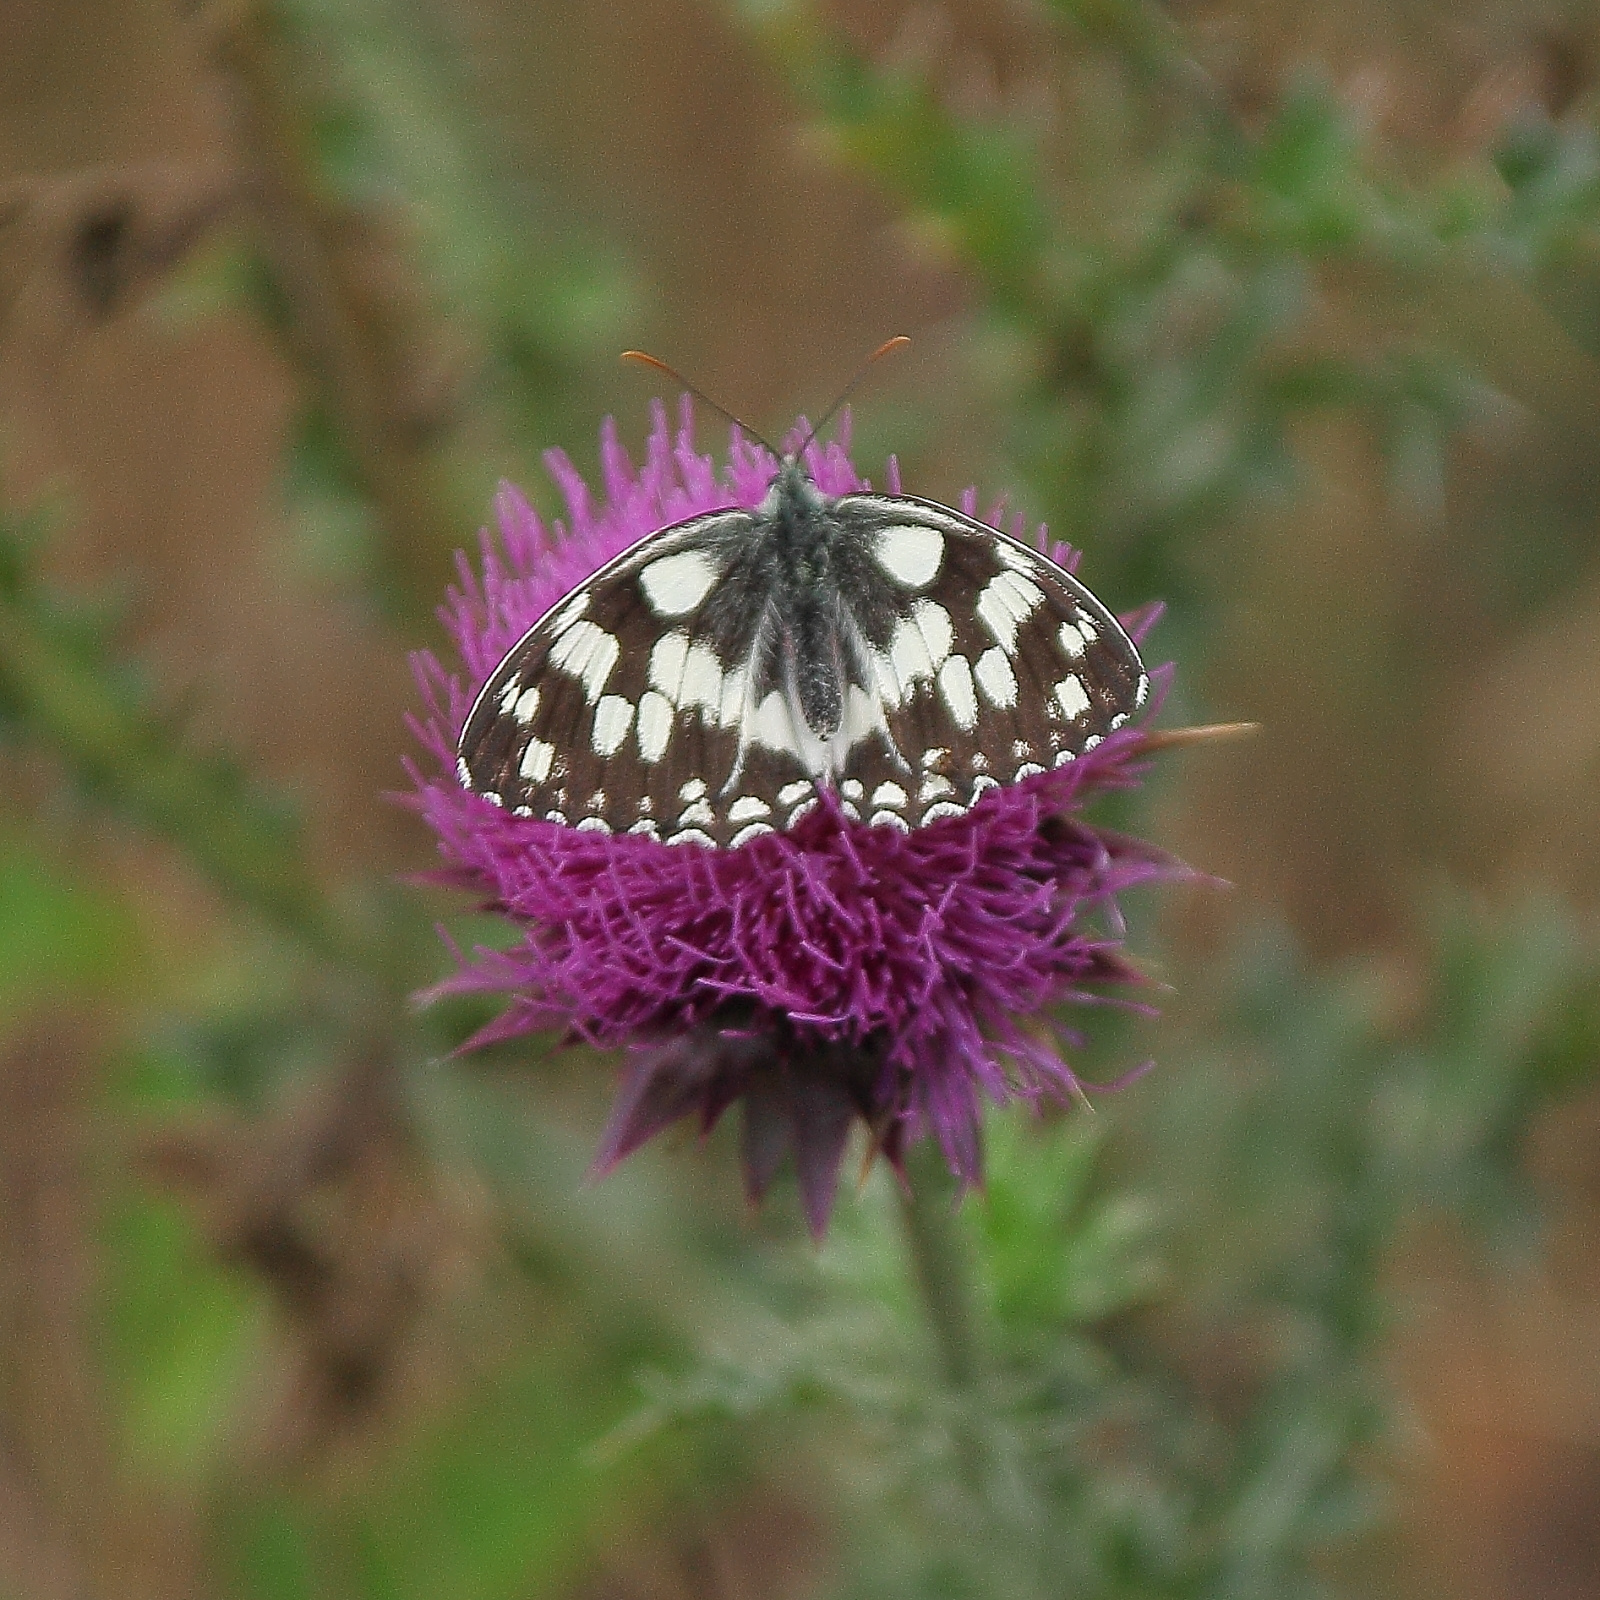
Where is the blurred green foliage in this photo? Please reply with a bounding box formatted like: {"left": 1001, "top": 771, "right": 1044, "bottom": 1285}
{"left": 609, "top": 901, "right": 1599, "bottom": 1599}
{"left": 1, "top": 2, "right": 1598, "bottom": 1599}
{"left": 745, "top": 0, "right": 1600, "bottom": 656}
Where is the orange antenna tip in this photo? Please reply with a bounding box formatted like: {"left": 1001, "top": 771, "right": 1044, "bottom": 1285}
{"left": 621, "top": 334, "right": 912, "bottom": 464}
{"left": 618, "top": 348, "right": 778, "bottom": 457}
{"left": 1139, "top": 721, "right": 1260, "bottom": 753}
{"left": 798, "top": 334, "right": 915, "bottom": 457}
{"left": 620, "top": 349, "right": 672, "bottom": 376}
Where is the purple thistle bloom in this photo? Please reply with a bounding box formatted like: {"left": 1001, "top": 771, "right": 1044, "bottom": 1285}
{"left": 409, "top": 399, "right": 1186, "bottom": 1236}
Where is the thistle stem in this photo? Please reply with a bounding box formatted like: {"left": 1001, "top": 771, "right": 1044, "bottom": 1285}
{"left": 898, "top": 1140, "right": 985, "bottom": 1481}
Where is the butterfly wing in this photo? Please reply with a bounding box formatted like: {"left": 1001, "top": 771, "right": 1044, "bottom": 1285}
{"left": 457, "top": 506, "right": 793, "bottom": 844}
{"left": 458, "top": 486, "right": 1149, "bottom": 847}
{"left": 822, "top": 493, "right": 1149, "bottom": 831}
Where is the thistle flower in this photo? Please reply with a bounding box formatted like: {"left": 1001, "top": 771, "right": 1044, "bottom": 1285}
{"left": 410, "top": 400, "right": 1184, "bottom": 1235}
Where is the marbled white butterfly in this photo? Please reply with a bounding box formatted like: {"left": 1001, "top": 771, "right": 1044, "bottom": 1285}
{"left": 458, "top": 361, "right": 1148, "bottom": 848}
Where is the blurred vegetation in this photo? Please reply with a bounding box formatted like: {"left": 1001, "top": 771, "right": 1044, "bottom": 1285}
{"left": 1, "top": 3, "right": 1599, "bottom": 1600}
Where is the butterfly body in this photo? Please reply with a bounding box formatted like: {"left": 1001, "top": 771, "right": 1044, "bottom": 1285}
{"left": 458, "top": 453, "right": 1148, "bottom": 847}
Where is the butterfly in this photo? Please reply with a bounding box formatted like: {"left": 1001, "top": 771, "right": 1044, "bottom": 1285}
{"left": 456, "top": 442, "right": 1149, "bottom": 849}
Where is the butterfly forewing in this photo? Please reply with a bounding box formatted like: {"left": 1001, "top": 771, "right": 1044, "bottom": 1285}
{"left": 457, "top": 474, "right": 1148, "bottom": 846}
{"left": 459, "top": 505, "right": 813, "bottom": 845}
{"left": 804, "top": 493, "right": 1145, "bottom": 831}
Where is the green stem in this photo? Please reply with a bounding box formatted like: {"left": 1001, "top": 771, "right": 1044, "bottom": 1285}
{"left": 898, "top": 1140, "right": 986, "bottom": 1482}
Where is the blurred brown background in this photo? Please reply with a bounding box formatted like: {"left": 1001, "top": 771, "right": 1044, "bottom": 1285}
{"left": 3, "top": 3, "right": 1600, "bottom": 1599}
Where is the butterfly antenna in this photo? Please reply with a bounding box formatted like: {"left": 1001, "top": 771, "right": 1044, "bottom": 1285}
{"left": 797, "top": 334, "right": 911, "bottom": 459}
{"left": 621, "top": 350, "right": 781, "bottom": 459}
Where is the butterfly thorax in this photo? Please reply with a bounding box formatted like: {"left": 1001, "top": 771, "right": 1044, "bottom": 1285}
{"left": 734, "top": 459, "right": 877, "bottom": 740}
{"left": 751, "top": 457, "right": 838, "bottom": 588}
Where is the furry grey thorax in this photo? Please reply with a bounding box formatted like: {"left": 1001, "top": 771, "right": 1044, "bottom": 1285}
{"left": 698, "top": 457, "right": 887, "bottom": 741}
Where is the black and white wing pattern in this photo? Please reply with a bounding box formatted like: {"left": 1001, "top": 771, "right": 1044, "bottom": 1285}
{"left": 456, "top": 504, "right": 766, "bottom": 845}
{"left": 824, "top": 492, "right": 1148, "bottom": 831}
{"left": 457, "top": 472, "right": 1148, "bottom": 847}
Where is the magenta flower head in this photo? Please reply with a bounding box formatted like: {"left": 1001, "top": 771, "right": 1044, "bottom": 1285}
{"left": 410, "top": 399, "right": 1186, "bottom": 1236}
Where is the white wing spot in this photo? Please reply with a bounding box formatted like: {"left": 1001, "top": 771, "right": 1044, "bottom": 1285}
{"left": 636, "top": 690, "right": 674, "bottom": 762}
{"left": 678, "top": 798, "right": 716, "bottom": 828}
{"left": 871, "top": 781, "right": 908, "bottom": 809}
{"left": 752, "top": 690, "right": 806, "bottom": 758}
{"left": 1056, "top": 676, "right": 1092, "bottom": 721}
{"left": 638, "top": 548, "right": 720, "bottom": 617}
{"left": 976, "top": 571, "right": 1045, "bottom": 653}
{"left": 730, "top": 821, "right": 776, "bottom": 847}
{"left": 549, "top": 591, "right": 589, "bottom": 634}
{"left": 1059, "top": 621, "right": 1087, "bottom": 658}
{"left": 1075, "top": 612, "right": 1099, "bottom": 642}
{"left": 576, "top": 816, "right": 613, "bottom": 833}
{"left": 937, "top": 654, "right": 978, "bottom": 731}
{"left": 514, "top": 686, "right": 542, "bottom": 723}
{"left": 1015, "top": 761, "right": 1045, "bottom": 780}
{"left": 994, "top": 540, "right": 1038, "bottom": 573}
{"left": 971, "top": 775, "right": 1000, "bottom": 798}
{"left": 1082, "top": 734, "right": 1103, "bottom": 752}
{"left": 922, "top": 800, "right": 967, "bottom": 823}
{"left": 921, "top": 747, "right": 950, "bottom": 769}
{"left": 483, "top": 791, "right": 504, "bottom": 807}
{"left": 456, "top": 756, "right": 471, "bottom": 787}
{"left": 497, "top": 679, "right": 521, "bottom": 716}
{"left": 549, "top": 619, "right": 620, "bottom": 703}
{"left": 679, "top": 777, "right": 708, "bottom": 802}
{"left": 678, "top": 640, "right": 723, "bottom": 716}
{"left": 718, "top": 665, "right": 746, "bottom": 727}
{"left": 649, "top": 631, "right": 690, "bottom": 702}
{"left": 728, "top": 795, "right": 772, "bottom": 822}
{"left": 778, "top": 780, "right": 812, "bottom": 806}
{"left": 890, "top": 603, "right": 950, "bottom": 690}
{"left": 787, "top": 797, "right": 818, "bottom": 826}
{"left": 874, "top": 524, "right": 944, "bottom": 588}
{"left": 919, "top": 773, "right": 955, "bottom": 802}
{"left": 873, "top": 649, "right": 904, "bottom": 709}
{"left": 591, "top": 695, "right": 634, "bottom": 756}
{"left": 519, "top": 738, "right": 555, "bottom": 783}
{"left": 870, "top": 811, "right": 911, "bottom": 833}
{"left": 1053, "top": 749, "right": 1077, "bottom": 767}
{"left": 544, "top": 808, "right": 567, "bottom": 824}
{"left": 841, "top": 778, "right": 864, "bottom": 800}
{"left": 911, "top": 600, "right": 953, "bottom": 666}
{"left": 834, "top": 684, "right": 887, "bottom": 759}
{"left": 975, "top": 647, "right": 1018, "bottom": 709}
{"left": 666, "top": 827, "right": 715, "bottom": 847}
{"left": 627, "top": 817, "right": 660, "bottom": 838}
